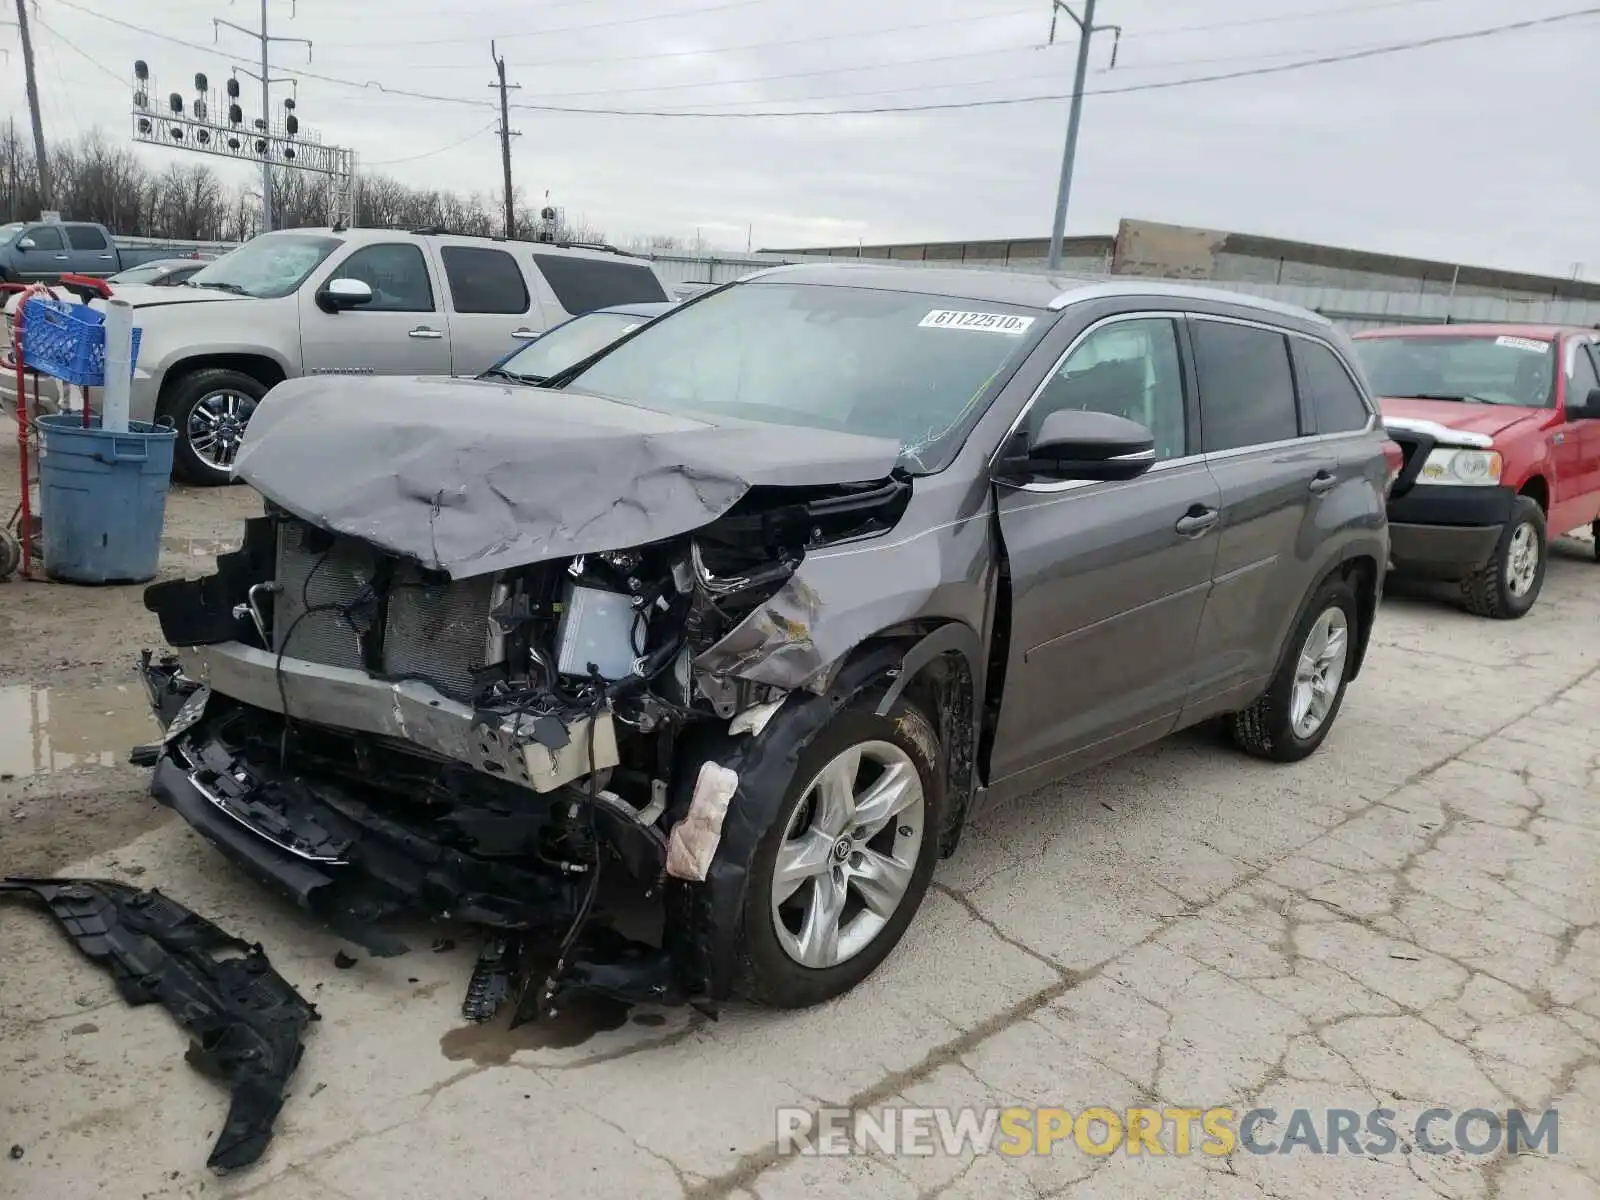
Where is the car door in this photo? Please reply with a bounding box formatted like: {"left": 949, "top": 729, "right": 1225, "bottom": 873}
{"left": 15, "top": 224, "right": 68, "bottom": 280}
{"left": 435, "top": 240, "right": 547, "bottom": 375}
{"left": 298, "top": 240, "right": 452, "bottom": 376}
{"left": 1185, "top": 316, "right": 1333, "bottom": 711}
{"left": 1553, "top": 336, "right": 1600, "bottom": 532}
{"left": 987, "top": 313, "right": 1220, "bottom": 788}
{"left": 64, "top": 224, "right": 116, "bottom": 277}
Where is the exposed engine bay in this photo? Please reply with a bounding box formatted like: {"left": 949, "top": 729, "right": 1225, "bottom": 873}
{"left": 139, "top": 474, "right": 924, "bottom": 1019}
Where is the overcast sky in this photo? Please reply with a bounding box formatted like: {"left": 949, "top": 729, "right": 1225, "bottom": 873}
{"left": 13, "top": 0, "right": 1600, "bottom": 275}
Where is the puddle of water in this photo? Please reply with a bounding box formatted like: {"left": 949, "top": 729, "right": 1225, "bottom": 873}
{"left": 0, "top": 682, "right": 158, "bottom": 780}
{"left": 440, "top": 995, "right": 632, "bottom": 1064}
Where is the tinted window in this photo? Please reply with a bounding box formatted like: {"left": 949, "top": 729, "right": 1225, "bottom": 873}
{"left": 1293, "top": 339, "right": 1371, "bottom": 434}
{"left": 1192, "top": 320, "right": 1299, "bottom": 452}
{"left": 441, "top": 246, "right": 529, "bottom": 315}
{"left": 533, "top": 253, "right": 667, "bottom": 315}
{"left": 1567, "top": 339, "right": 1600, "bottom": 409}
{"left": 564, "top": 281, "right": 1042, "bottom": 472}
{"left": 23, "top": 225, "right": 63, "bottom": 251}
{"left": 66, "top": 225, "right": 108, "bottom": 250}
{"left": 335, "top": 244, "right": 433, "bottom": 312}
{"left": 1031, "top": 318, "right": 1186, "bottom": 459}
{"left": 1352, "top": 334, "right": 1556, "bottom": 408}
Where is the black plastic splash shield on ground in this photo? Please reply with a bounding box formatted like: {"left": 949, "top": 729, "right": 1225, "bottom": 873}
{"left": 1, "top": 877, "right": 318, "bottom": 1173}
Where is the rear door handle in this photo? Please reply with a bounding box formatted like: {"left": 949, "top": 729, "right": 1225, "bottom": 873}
{"left": 98, "top": 253, "right": 115, "bottom": 259}
{"left": 1308, "top": 470, "right": 1338, "bottom": 494}
{"left": 510, "top": 327, "right": 538, "bottom": 339}
{"left": 1175, "top": 507, "right": 1219, "bottom": 538}
{"left": 407, "top": 326, "right": 444, "bottom": 339}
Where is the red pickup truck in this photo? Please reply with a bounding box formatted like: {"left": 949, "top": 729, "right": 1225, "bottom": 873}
{"left": 1351, "top": 323, "right": 1600, "bottom": 618}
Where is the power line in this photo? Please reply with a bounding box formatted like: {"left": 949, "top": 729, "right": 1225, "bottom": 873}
{"left": 503, "top": 6, "right": 1600, "bottom": 116}
{"left": 1120, "top": 0, "right": 1461, "bottom": 40}
{"left": 53, "top": 0, "right": 1600, "bottom": 120}
{"left": 392, "top": 7, "right": 1039, "bottom": 72}
{"left": 33, "top": 16, "right": 127, "bottom": 88}
{"left": 350, "top": 0, "right": 791, "bottom": 49}
{"left": 506, "top": 43, "right": 1041, "bottom": 103}
{"left": 362, "top": 120, "right": 498, "bottom": 166}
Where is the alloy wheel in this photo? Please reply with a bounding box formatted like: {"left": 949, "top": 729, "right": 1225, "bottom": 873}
{"left": 769, "top": 740, "right": 925, "bottom": 969}
{"left": 1290, "top": 606, "right": 1349, "bottom": 740}
{"left": 188, "top": 390, "right": 258, "bottom": 471}
{"left": 1506, "top": 521, "right": 1540, "bottom": 597}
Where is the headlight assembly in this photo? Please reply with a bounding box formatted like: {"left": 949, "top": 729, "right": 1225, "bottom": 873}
{"left": 1419, "top": 447, "right": 1502, "bottom": 486}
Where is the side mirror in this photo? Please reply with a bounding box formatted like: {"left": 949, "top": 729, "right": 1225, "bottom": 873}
{"left": 15, "top": 237, "right": 35, "bottom": 251}
{"left": 1000, "top": 409, "right": 1157, "bottom": 483}
{"left": 1571, "top": 387, "right": 1600, "bottom": 421}
{"left": 316, "top": 277, "right": 373, "bottom": 313}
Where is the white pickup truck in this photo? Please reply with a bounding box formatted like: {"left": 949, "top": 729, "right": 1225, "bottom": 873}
{"left": 2, "top": 228, "right": 673, "bottom": 484}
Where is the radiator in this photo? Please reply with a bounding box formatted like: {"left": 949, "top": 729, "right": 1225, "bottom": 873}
{"left": 273, "top": 521, "right": 497, "bottom": 703}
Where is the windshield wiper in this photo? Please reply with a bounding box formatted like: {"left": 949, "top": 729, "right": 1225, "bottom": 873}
{"left": 480, "top": 366, "right": 542, "bottom": 385}
{"left": 186, "top": 280, "right": 249, "bottom": 295}
{"left": 1390, "top": 392, "right": 1494, "bottom": 405}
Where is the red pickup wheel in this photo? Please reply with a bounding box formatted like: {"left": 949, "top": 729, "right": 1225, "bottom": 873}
{"left": 1461, "top": 497, "right": 1546, "bottom": 619}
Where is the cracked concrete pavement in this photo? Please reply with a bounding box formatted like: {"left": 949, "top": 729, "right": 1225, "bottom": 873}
{"left": 2, "top": 473, "right": 1597, "bottom": 1198}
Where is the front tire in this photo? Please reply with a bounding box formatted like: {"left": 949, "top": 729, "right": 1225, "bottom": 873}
{"left": 1461, "top": 497, "right": 1545, "bottom": 619}
{"left": 157, "top": 368, "right": 268, "bottom": 486}
{"left": 737, "top": 702, "right": 942, "bottom": 1008}
{"left": 1230, "top": 575, "right": 1358, "bottom": 763}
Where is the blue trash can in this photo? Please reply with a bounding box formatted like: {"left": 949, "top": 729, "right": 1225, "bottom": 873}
{"left": 36, "top": 414, "right": 178, "bottom": 584}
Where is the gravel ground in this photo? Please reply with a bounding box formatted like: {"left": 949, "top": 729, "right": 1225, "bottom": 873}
{"left": 2, "top": 449, "right": 1598, "bottom": 1200}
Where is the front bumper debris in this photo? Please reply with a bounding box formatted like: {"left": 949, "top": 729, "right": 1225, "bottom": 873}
{"left": 0, "top": 877, "right": 317, "bottom": 1173}
{"left": 141, "top": 654, "right": 681, "bottom": 1016}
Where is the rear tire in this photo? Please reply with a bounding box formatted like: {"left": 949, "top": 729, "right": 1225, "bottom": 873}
{"left": 157, "top": 368, "right": 268, "bottom": 486}
{"left": 1230, "top": 575, "right": 1358, "bottom": 763}
{"left": 1461, "top": 497, "right": 1545, "bottom": 619}
{"left": 737, "top": 701, "right": 943, "bottom": 1008}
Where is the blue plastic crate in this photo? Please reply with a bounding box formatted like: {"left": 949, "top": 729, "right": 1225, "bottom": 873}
{"left": 18, "top": 297, "right": 142, "bottom": 387}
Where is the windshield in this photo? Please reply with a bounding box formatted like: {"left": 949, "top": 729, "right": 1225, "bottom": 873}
{"left": 186, "top": 233, "right": 339, "bottom": 299}
{"left": 1354, "top": 334, "right": 1556, "bottom": 407}
{"left": 560, "top": 282, "right": 1046, "bottom": 471}
{"left": 496, "top": 311, "right": 651, "bottom": 382}
{"left": 0, "top": 222, "right": 25, "bottom": 246}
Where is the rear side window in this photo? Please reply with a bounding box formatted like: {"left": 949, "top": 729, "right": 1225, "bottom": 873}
{"left": 532, "top": 254, "right": 667, "bottom": 315}
{"left": 440, "top": 246, "right": 529, "bottom": 315}
{"left": 1292, "top": 339, "right": 1372, "bottom": 434}
{"left": 66, "top": 225, "right": 108, "bottom": 250}
{"left": 1191, "top": 320, "right": 1299, "bottom": 452}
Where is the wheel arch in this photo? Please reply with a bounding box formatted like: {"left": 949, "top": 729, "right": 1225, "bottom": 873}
{"left": 156, "top": 353, "right": 288, "bottom": 406}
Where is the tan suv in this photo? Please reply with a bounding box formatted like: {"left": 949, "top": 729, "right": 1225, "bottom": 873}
{"left": 3, "top": 228, "right": 671, "bottom": 484}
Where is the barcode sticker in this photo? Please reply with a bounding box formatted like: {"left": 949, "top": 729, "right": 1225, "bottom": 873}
{"left": 919, "top": 310, "right": 1035, "bottom": 335}
{"left": 1495, "top": 336, "right": 1549, "bottom": 353}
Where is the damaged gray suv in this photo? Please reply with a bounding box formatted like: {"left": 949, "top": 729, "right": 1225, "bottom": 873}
{"left": 140, "top": 264, "right": 1390, "bottom": 1013}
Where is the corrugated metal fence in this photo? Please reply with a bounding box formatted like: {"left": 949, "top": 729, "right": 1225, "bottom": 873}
{"left": 648, "top": 251, "right": 1600, "bottom": 331}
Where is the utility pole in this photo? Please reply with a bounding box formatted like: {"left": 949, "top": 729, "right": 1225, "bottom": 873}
{"left": 489, "top": 42, "right": 520, "bottom": 239}
{"left": 214, "top": 1, "right": 310, "bottom": 233}
{"left": 14, "top": 0, "right": 49, "bottom": 211}
{"left": 1045, "top": 0, "right": 1120, "bottom": 271}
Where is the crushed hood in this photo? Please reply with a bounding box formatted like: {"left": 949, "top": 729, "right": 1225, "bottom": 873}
{"left": 1379, "top": 396, "right": 1546, "bottom": 440}
{"left": 232, "top": 375, "right": 903, "bottom": 578}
